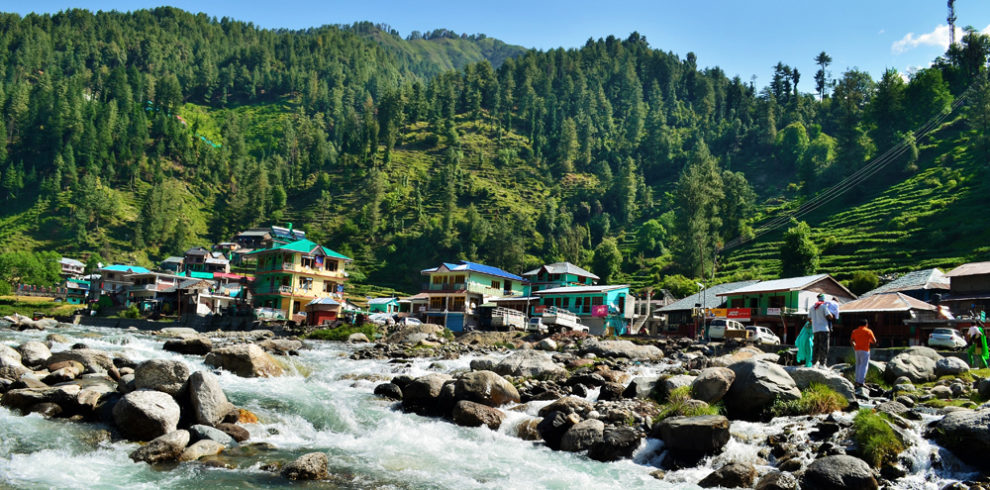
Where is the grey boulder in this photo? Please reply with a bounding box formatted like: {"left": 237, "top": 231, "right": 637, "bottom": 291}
{"left": 935, "top": 356, "right": 969, "bottom": 377}
{"left": 784, "top": 366, "right": 856, "bottom": 401}
{"left": 129, "top": 430, "right": 190, "bottom": 464}
{"left": 188, "top": 371, "right": 234, "bottom": 426}
{"left": 282, "top": 452, "right": 329, "bottom": 480}
{"left": 802, "top": 455, "right": 878, "bottom": 490}
{"left": 724, "top": 360, "right": 800, "bottom": 419}
{"left": 691, "top": 367, "right": 735, "bottom": 404}
{"left": 17, "top": 341, "right": 51, "bottom": 368}
{"left": 134, "top": 359, "right": 190, "bottom": 396}
{"left": 112, "top": 390, "right": 181, "bottom": 441}
{"left": 454, "top": 370, "right": 520, "bottom": 407}
{"left": 885, "top": 353, "right": 937, "bottom": 383}
{"left": 494, "top": 350, "right": 567, "bottom": 379}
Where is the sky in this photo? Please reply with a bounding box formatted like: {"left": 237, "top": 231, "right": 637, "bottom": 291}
{"left": 9, "top": 1, "right": 990, "bottom": 92}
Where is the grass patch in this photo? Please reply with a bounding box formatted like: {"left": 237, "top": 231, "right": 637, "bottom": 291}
{"left": 654, "top": 386, "right": 723, "bottom": 422}
{"left": 0, "top": 296, "right": 79, "bottom": 317}
{"left": 303, "top": 323, "right": 379, "bottom": 342}
{"left": 770, "top": 383, "right": 849, "bottom": 417}
{"left": 852, "top": 409, "right": 905, "bottom": 468}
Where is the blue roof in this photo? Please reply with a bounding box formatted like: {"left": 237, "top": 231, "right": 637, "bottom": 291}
{"left": 102, "top": 264, "right": 151, "bottom": 274}
{"left": 421, "top": 261, "right": 524, "bottom": 281}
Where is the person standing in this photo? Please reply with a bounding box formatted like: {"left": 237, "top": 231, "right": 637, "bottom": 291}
{"left": 850, "top": 318, "right": 876, "bottom": 386}
{"left": 795, "top": 320, "right": 814, "bottom": 367}
{"left": 827, "top": 296, "right": 840, "bottom": 330}
{"left": 967, "top": 323, "right": 989, "bottom": 368}
{"left": 809, "top": 293, "right": 831, "bottom": 367}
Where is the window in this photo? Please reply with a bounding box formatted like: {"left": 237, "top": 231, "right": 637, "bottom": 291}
{"left": 592, "top": 297, "right": 604, "bottom": 306}
{"left": 769, "top": 295, "right": 786, "bottom": 308}
{"left": 430, "top": 297, "right": 444, "bottom": 309}
{"left": 299, "top": 277, "right": 313, "bottom": 290}
{"left": 325, "top": 260, "right": 337, "bottom": 272}
{"left": 324, "top": 282, "right": 336, "bottom": 293}
{"left": 491, "top": 280, "right": 501, "bottom": 289}
{"left": 432, "top": 276, "right": 444, "bottom": 285}
{"left": 451, "top": 297, "right": 465, "bottom": 311}
{"left": 730, "top": 298, "right": 744, "bottom": 308}
{"left": 454, "top": 275, "right": 465, "bottom": 284}
{"left": 504, "top": 280, "right": 512, "bottom": 291}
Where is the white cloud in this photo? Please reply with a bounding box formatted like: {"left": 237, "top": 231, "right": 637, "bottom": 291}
{"left": 891, "top": 24, "right": 990, "bottom": 54}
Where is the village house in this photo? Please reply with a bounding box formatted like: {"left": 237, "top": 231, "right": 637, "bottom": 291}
{"left": 420, "top": 261, "right": 526, "bottom": 332}
{"left": 837, "top": 292, "right": 940, "bottom": 347}
{"left": 64, "top": 278, "right": 90, "bottom": 305}
{"left": 183, "top": 247, "right": 231, "bottom": 274}
{"left": 532, "top": 284, "right": 634, "bottom": 336}
{"left": 98, "top": 265, "right": 151, "bottom": 296}
{"left": 368, "top": 297, "right": 400, "bottom": 314}
{"left": 58, "top": 257, "right": 85, "bottom": 278}
{"left": 521, "top": 262, "right": 599, "bottom": 293}
{"left": 124, "top": 271, "right": 195, "bottom": 310}
{"left": 248, "top": 238, "right": 351, "bottom": 320}
{"left": 398, "top": 293, "right": 430, "bottom": 318}
{"left": 717, "top": 274, "right": 856, "bottom": 343}
{"left": 860, "top": 268, "right": 949, "bottom": 303}
{"left": 160, "top": 256, "right": 184, "bottom": 273}
{"left": 231, "top": 224, "right": 307, "bottom": 266}
{"left": 657, "top": 280, "right": 759, "bottom": 337}
{"left": 942, "top": 261, "right": 990, "bottom": 317}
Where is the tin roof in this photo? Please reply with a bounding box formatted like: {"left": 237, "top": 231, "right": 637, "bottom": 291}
{"left": 246, "top": 239, "right": 351, "bottom": 261}
{"left": 861, "top": 269, "right": 949, "bottom": 297}
{"left": 101, "top": 264, "right": 151, "bottom": 274}
{"left": 522, "top": 262, "right": 600, "bottom": 280}
{"left": 420, "top": 260, "right": 524, "bottom": 281}
{"left": 307, "top": 297, "right": 340, "bottom": 306}
{"left": 945, "top": 261, "right": 990, "bottom": 277}
{"left": 368, "top": 297, "right": 398, "bottom": 305}
{"left": 718, "top": 274, "right": 830, "bottom": 296}
{"left": 59, "top": 257, "right": 84, "bottom": 267}
{"left": 659, "top": 280, "right": 760, "bottom": 312}
{"left": 534, "top": 285, "right": 628, "bottom": 295}
{"left": 839, "top": 292, "right": 937, "bottom": 313}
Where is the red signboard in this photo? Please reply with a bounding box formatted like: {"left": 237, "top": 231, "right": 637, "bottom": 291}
{"left": 534, "top": 305, "right": 547, "bottom": 314}
{"left": 592, "top": 305, "right": 608, "bottom": 318}
{"left": 726, "top": 308, "right": 751, "bottom": 320}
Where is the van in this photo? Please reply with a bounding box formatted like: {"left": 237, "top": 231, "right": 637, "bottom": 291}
{"left": 527, "top": 317, "right": 548, "bottom": 334}
{"left": 708, "top": 319, "right": 745, "bottom": 340}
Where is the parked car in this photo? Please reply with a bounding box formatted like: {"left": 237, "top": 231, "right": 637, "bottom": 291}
{"left": 397, "top": 317, "right": 422, "bottom": 327}
{"left": 708, "top": 319, "right": 745, "bottom": 340}
{"left": 527, "top": 317, "right": 548, "bottom": 334}
{"left": 746, "top": 326, "right": 781, "bottom": 345}
{"left": 928, "top": 328, "right": 967, "bottom": 350}
{"left": 367, "top": 313, "right": 392, "bottom": 325}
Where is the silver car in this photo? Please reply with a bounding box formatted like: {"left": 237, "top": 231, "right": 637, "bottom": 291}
{"left": 928, "top": 328, "right": 966, "bottom": 350}
{"left": 746, "top": 326, "right": 781, "bottom": 345}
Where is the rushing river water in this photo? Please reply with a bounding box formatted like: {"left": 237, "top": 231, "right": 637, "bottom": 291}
{"left": 0, "top": 325, "right": 982, "bottom": 489}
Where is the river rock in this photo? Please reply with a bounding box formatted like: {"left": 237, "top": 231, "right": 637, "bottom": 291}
{"left": 112, "top": 390, "right": 181, "bottom": 441}
{"left": 560, "top": 418, "right": 605, "bottom": 452}
{"left": 454, "top": 370, "right": 519, "bottom": 407}
{"left": 802, "top": 455, "right": 878, "bottom": 489}
{"left": 588, "top": 426, "right": 641, "bottom": 462}
{"left": 538, "top": 396, "right": 594, "bottom": 417}
{"left": 188, "top": 371, "right": 234, "bottom": 426}
{"left": 691, "top": 367, "right": 735, "bottom": 404}
{"left": 347, "top": 333, "right": 370, "bottom": 343}
{"left": 659, "top": 374, "right": 696, "bottom": 400}
{"left": 1, "top": 385, "right": 81, "bottom": 412}
{"left": 451, "top": 400, "right": 505, "bottom": 429}
{"left": 932, "top": 408, "right": 990, "bottom": 470}
{"left": 0, "top": 354, "right": 30, "bottom": 381}
{"left": 373, "top": 382, "right": 402, "bottom": 400}
{"left": 494, "top": 350, "right": 567, "bottom": 379}
{"left": 623, "top": 376, "right": 659, "bottom": 399}
{"left": 784, "top": 366, "right": 856, "bottom": 401}
{"left": 258, "top": 339, "right": 303, "bottom": 355}
{"left": 598, "top": 382, "right": 625, "bottom": 401}
{"left": 129, "top": 430, "right": 190, "bottom": 464}
{"left": 711, "top": 346, "right": 765, "bottom": 367}
{"left": 469, "top": 357, "right": 497, "bottom": 371}
{"left": 651, "top": 415, "right": 731, "bottom": 463}
{"left": 163, "top": 336, "right": 213, "bottom": 355}
{"left": 190, "top": 424, "right": 236, "bottom": 446}
{"left": 160, "top": 327, "right": 199, "bottom": 338}
{"left": 386, "top": 324, "right": 447, "bottom": 344}
{"left": 580, "top": 338, "right": 664, "bottom": 361}
{"left": 134, "top": 359, "right": 190, "bottom": 396}
{"left": 902, "top": 346, "right": 942, "bottom": 361}
{"left": 216, "top": 423, "right": 250, "bottom": 442}
{"left": 18, "top": 341, "right": 51, "bottom": 367}
{"left": 537, "top": 410, "right": 577, "bottom": 450}
{"left": 698, "top": 461, "right": 757, "bottom": 488}
{"left": 931, "top": 385, "right": 953, "bottom": 399}
{"left": 180, "top": 439, "right": 225, "bottom": 462}
{"left": 724, "top": 360, "right": 801, "bottom": 419}
{"left": 402, "top": 373, "right": 453, "bottom": 415}
{"left": 535, "top": 338, "right": 557, "bottom": 351}
{"left": 47, "top": 349, "right": 118, "bottom": 378}
{"left": 282, "top": 452, "right": 330, "bottom": 480}
{"left": 935, "top": 357, "right": 969, "bottom": 377}
{"left": 755, "top": 471, "right": 800, "bottom": 490}
{"left": 14, "top": 374, "right": 48, "bottom": 389}
{"left": 885, "top": 353, "right": 937, "bottom": 383}
{"left": 204, "top": 344, "right": 284, "bottom": 378}
{"left": 29, "top": 402, "right": 62, "bottom": 417}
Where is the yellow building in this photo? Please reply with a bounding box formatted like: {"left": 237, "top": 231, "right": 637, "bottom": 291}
{"left": 249, "top": 239, "right": 351, "bottom": 318}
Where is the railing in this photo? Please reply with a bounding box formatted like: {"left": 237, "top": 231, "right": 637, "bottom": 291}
{"left": 128, "top": 284, "right": 159, "bottom": 292}
{"left": 424, "top": 283, "right": 468, "bottom": 292}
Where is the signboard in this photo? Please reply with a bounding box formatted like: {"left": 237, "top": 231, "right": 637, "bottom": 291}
{"left": 766, "top": 307, "right": 781, "bottom": 316}
{"left": 592, "top": 305, "right": 608, "bottom": 318}
{"left": 708, "top": 308, "right": 727, "bottom": 318}
{"left": 726, "top": 308, "right": 751, "bottom": 320}
{"left": 534, "top": 305, "right": 547, "bottom": 314}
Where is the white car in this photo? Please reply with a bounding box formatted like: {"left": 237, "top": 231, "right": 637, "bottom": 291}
{"left": 746, "top": 326, "right": 781, "bottom": 345}
{"left": 527, "top": 317, "right": 548, "bottom": 334}
{"left": 398, "top": 317, "right": 422, "bottom": 327}
{"left": 928, "top": 328, "right": 966, "bottom": 350}
{"left": 708, "top": 319, "right": 745, "bottom": 340}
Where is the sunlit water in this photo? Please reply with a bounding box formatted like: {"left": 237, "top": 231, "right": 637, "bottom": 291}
{"left": 0, "top": 325, "right": 979, "bottom": 489}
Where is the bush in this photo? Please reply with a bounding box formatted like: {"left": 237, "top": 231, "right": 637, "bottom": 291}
{"left": 121, "top": 305, "right": 141, "bottom": 319}
{"left": 304, "top": 323, "right": 378, "bottom": 342}
{"left": 654, "top": 385, "right": 722, "bottom": 422}
{"left": 770, "top": 383, "right": 849, "bottom": 417}
{"left": 852, "top": 409, "right": 905, "bottom": 468}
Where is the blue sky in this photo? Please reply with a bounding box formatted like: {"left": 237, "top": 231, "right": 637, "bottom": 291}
{"left": 11, "top": 1, "right": 990, "bottom": 92}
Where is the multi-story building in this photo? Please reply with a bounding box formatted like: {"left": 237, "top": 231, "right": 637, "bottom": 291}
{"left": 532, "top": 284, "right": 633, "bottom": 335}
{"left": 98, "top": 265, "right": 151, "bottom": 295}
{"left": 59, "top": 257, "right": 85, "bottom": 278}
{"left": 248, "top": 238, "right": 351, "bottom": 318}
{"left": 183, "top": 247, "right": 231, "bottom": 274}
{"left": 521, "top": 262, "right": 598, "bottom": 293}
{"left": 420, "top": 261, "right": 526, "bottom": 332}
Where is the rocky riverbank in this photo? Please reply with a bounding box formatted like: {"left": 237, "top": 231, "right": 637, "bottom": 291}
{"left": 0, "top": 319, "right": 988, "bottom": 488}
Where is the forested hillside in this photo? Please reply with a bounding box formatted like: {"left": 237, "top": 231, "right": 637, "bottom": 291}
{"left": 0, "top": 7, "right": 988, "bottom": 295}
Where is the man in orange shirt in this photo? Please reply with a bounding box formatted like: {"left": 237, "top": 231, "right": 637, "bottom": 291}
{"left": 851, "top": 318, "right": 877, "bottom": 387}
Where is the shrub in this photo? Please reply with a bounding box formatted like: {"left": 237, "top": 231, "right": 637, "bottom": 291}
{"left": 654, "top": 385, "right": 722, "bottom": 422}
{"left": 121, "top": 305, "right": 141, "bottom": 319}
{"left": 770, "top": 383, "right": 849, "bottom": 417}
{"left": 852, "top": 409, "right": 904, "bottom": 468}
{"left": 304, "top": 323, "right": 378, "bottom": 342}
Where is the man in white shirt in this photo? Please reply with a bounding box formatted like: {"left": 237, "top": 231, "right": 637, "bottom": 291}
{"left": 809, "top": 293, "right": 831, "bottom": 367}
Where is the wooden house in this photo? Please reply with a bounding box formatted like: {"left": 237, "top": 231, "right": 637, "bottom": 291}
{"left": 420, "top": 261, "right": 526, "bottom": 332}
{"left": 943, "top": 261, "right": 990, "bottom": 317}
{"left": 657, "top": 280, "right": 759, "bottom": 338}
{"left": 838, "top": 292, "right": 939, "bottom": 347}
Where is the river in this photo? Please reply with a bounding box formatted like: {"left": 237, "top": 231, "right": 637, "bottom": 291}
{"left": 0, "top": 325, "right": 981, "bottom": 488}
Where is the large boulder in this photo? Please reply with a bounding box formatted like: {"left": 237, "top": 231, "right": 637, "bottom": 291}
{"left": 257, "top": 339, "right": 303, "bottom": 355}
{"left": 885, "top": 353, "right": 936, "bottom": 383}
{"left": 588, "top": 426, "right": 642, "bottom": 462}
{"left": 163, "top": 336, "right": 213, "bottom": 355}
{"left": 755, "top": 471, "right": 800, "bottom": 490}
{"left": 537, "top": 410, "right": 578, "bottom": 450}
{"left": 658, "top": 374, "right": 696, "bottom": 400}
{"left": 623, "top": 376, "right": 659, "bottom": 399}
{"left": 724, "top": 360, "right": 801, "bottom": 419}
{"left": 189, "top": 424, "right": 236, "bottom": 446}
{"left": 179, "top": 439, "right": 225, "bottom": 462}
{"left": 651, "top": 415, "right": 731, "bottom": 462}
{"left": 401, "top": 373, "right": 453, "bottom": 415}
{"left": 580, "top": 338, "right": 664, "bottom": 361}
{"left": 698, "top": 461, "right": 757, "bottom": 488}
{"left": 454, "top": 370, "right": 520, "bottom": 407}
{"left": 386, "top": 324, "right": 447, "bottom": 344}
{"left": 711, "top": 346, "right": 765, "bottom": 367}
{"left": 932, "top": 408, "right": 990, "bottom": 470}
{"left": 560, "top": 419, "right": 605, "bottom": 452}
{"left": 691, "top": 367, "right": 735, "bottom": 404}
{"left": 134, "top": 359, "right": 190, "bottom": 396}
{"left": 129, "top": 430, "right": 190, "bottom": 464}
{"left": 784, "top": 366, "right": 856, "bottom": 401}
{"left": 451, "top": 400, "right": 505, "bottom": 430}
{"left": 802, "top": 455, "right": 878, "bottom": 490}
{"left": 0, "top": 348, "right": 30, "bottom": 381}
{"left": 188, "top": 371, "right": 234, "bottom": 426}
{"left": 0, "top": 344, "right": 22, "bottom": 365}
{"left": 17, "top": 341, "right": 51, "bottom": 368}
{"left": 537, "top": 396, "right": 594, "bottom": 417}
{"left": 1, "top": 385, "right": 81, "bottom": 412}
{"left": 901, "top": 346, "right": 942, "bottom": 362}
{"left": 494, "top": 350, "right": 567, "bottom": 379}
{"left": 935, "top": 357, "right": 969, "bottom": 377}
{"left": 112, "top": 390, "right": 182, "bottom": 441}
{"left": 204, "top": 344, "right": 284, "bottom": 378}
{"left": 282, "top": 452, "right": 329, "bottom": 480}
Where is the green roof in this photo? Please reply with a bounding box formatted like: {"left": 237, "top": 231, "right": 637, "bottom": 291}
{"left": 185, "top": 271, "right": 214, "bottom": 279}
{"left": 247, "top": 239, "right": 351, "bottom": 261}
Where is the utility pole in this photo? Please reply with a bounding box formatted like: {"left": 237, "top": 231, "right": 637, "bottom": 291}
{"left": 948, "top": 0, "right": 958, "bottom": 47}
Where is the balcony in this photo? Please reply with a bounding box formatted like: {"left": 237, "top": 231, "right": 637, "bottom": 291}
{"left": 424, "top": 283, "right": 468, "bottom": 293}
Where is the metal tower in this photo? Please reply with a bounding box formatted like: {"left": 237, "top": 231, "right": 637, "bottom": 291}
{"left": 948, "top": 0, "right": 957, "bottom": 46}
